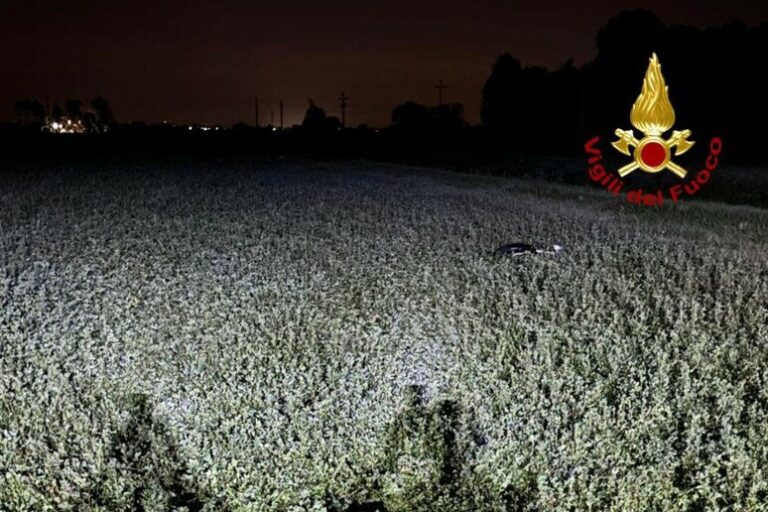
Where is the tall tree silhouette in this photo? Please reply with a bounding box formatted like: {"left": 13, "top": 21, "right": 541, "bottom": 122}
{"left": 480, "top": 9, "right": 768, "bottom": 160}
{"left": 481, "top": 54, "right": 522, "bottom": 137}
{"left": 551, "top": 59, "right": 582, "bottom": 150}
{"left": 65, "top": 99, "right": 84, "bottom": 120}
{"left": 302, "top": 99, "right": 342, "bottom": 133}
{"left": 51, "top": 103, "right": 64, "bottom": 121}
{"left": 481, "top": 54, "right": 553, "bottom": 149}
{"left": 91, "top": 97, "right": 114, "bottom": 127}
{"left": 590, "top": 9, "right": 665, "bottom": 130}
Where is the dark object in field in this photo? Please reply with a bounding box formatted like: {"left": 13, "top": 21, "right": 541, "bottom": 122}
{"left": 497, "top": 242, "right": 536, "bottom": 255}
{"left": 346, "top": 501, "right": 387, "bottom": 512}
{"left": 496, "top": 243, "right": 564, "bottom": 256}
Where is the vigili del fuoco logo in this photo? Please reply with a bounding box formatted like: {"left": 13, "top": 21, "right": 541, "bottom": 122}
{"left": 584, "top": 53, "right": 722, "bottom": 206}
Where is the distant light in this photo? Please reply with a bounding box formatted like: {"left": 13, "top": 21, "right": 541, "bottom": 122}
{"left": 188, "top": 126, "right": 193, "bottom": 130}
{"left": 47, "top": 118, "right": 85, "bottom": 134}
{"left": 272, "top": 127, "right": 277, "bottom": 132}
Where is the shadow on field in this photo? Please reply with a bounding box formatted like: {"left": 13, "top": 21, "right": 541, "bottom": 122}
{"left": 361, "top": 385, "right": 531, "bottom": 512}
{"left": 59, "top": 386, "right": 540, "bottom": 511}
{"left": 78, "top": 393, "right": 224, "bottom": 512}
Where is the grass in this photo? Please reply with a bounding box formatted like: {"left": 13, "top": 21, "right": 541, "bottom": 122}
{"left": 1, "top": 157, "right": 768, "bottom": 511}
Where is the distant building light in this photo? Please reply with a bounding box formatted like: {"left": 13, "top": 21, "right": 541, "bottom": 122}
{"left": 272, "top": 127, "right": 277, "bottom": 132}
{"left": 46, "top": 117, "right": 85, "bottom": 134}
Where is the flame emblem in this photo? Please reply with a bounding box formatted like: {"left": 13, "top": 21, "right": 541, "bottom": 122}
{"left": 612, "top": 53, "right": 694, "bottom": 178}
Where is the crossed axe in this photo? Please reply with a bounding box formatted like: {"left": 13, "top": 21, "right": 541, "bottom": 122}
{"left": 612, "top": 129, "right": 694, "bottom": 178}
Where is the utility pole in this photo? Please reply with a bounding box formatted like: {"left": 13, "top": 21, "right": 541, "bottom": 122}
{"left": 435, "top": 79, "right": 447, "bottom": 106}
{"left": 254, "top": 96, "right": 259, "bottom": 127}
{"left": 279, "top": 100, "right": 284, "bottom": 129}
{"left": 338, "top": 92, "right": 349, "bottom": 128}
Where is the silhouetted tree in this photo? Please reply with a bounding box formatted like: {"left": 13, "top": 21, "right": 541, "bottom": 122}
{"left": 588, "top": 10, "right": 768, "bottom": 157}
{"left": 65, "top": 99, "right": 83, "bottom": 120}
{"left": 91, "top": 97, "right": 114, "bottom": 126}
{"left": 232, "top": 121, "right": 251, "bottom": 132}
{"left": 51, "top": 103, "right": 64, "bottom": 121}
{"left": 391, "top": 101, "right": 466, "bottom": 137}
{"left": 551, "top": 59, "right": 582, "bottom": 150}
{"left": 432, "top": 103, "right": 466, "bottom": 132}
{"left": 303, "top": 100, "right": 326, "bottom": 130}
{"left": 13, "top": 99, "right": 45, "bottom": 125}
{"left": 83, "top": 112, "right": 99, "bottom": 133}
{"left": 481, "top": 55, "right": 553, "bottom": 148}
{"left": 481, "top": 54, "right": 522, "bottom": 136}
{"left": 302, "top": 100, "right": 342, "bottom": 133}
{"left": 392, "top": 101, "right": 433, "bottom": 133}
{"left": 480, "top": 10, "right": 768, "bottom": 159}
{"left": 325, "top": 116, "right": 343, "bottom": 131}
{"left": 590, "top": 9, "right": 665, "bottom": 129}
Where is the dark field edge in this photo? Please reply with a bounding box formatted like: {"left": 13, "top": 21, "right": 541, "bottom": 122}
{"left": 0, "top": 130, "right": 765, "bottom": 210}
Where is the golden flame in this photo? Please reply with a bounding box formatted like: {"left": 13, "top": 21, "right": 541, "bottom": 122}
{"left": 630, "top": 53, "right": 675, "bottom": 135}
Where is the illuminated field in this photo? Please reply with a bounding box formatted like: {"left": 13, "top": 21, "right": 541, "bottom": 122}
{"left": 2, "top": 158, "right": 767, "bottom": 511}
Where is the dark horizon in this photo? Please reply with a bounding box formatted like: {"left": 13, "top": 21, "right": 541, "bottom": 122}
{"left": 2, "top": 0, "right": 767, "bottom": 128}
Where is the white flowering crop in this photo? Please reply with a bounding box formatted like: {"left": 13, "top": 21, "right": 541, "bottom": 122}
{"left": 1, "top": 158, "right": 767, "bottom": 511}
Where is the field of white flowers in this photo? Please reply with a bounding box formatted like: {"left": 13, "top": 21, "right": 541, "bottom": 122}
{"left": 1, "top": 157, "right": 768, "bottom": 511}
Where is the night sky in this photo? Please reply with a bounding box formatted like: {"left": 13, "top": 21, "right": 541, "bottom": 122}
{"left": 2, "top": 0, "right": 766, "bottom": 127}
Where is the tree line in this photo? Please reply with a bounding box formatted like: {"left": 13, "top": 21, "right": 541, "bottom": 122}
{"left": 9, "top": 9, "right": 767, "bottom": 161}
{"left": 13, "top": 97, "right": 113, "bottom": 133}
{"left": 481, "top": 10, "right": 768, "bottom": 159}
{"left": 300, "top": 9, "right": 767, "bottom": 161}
